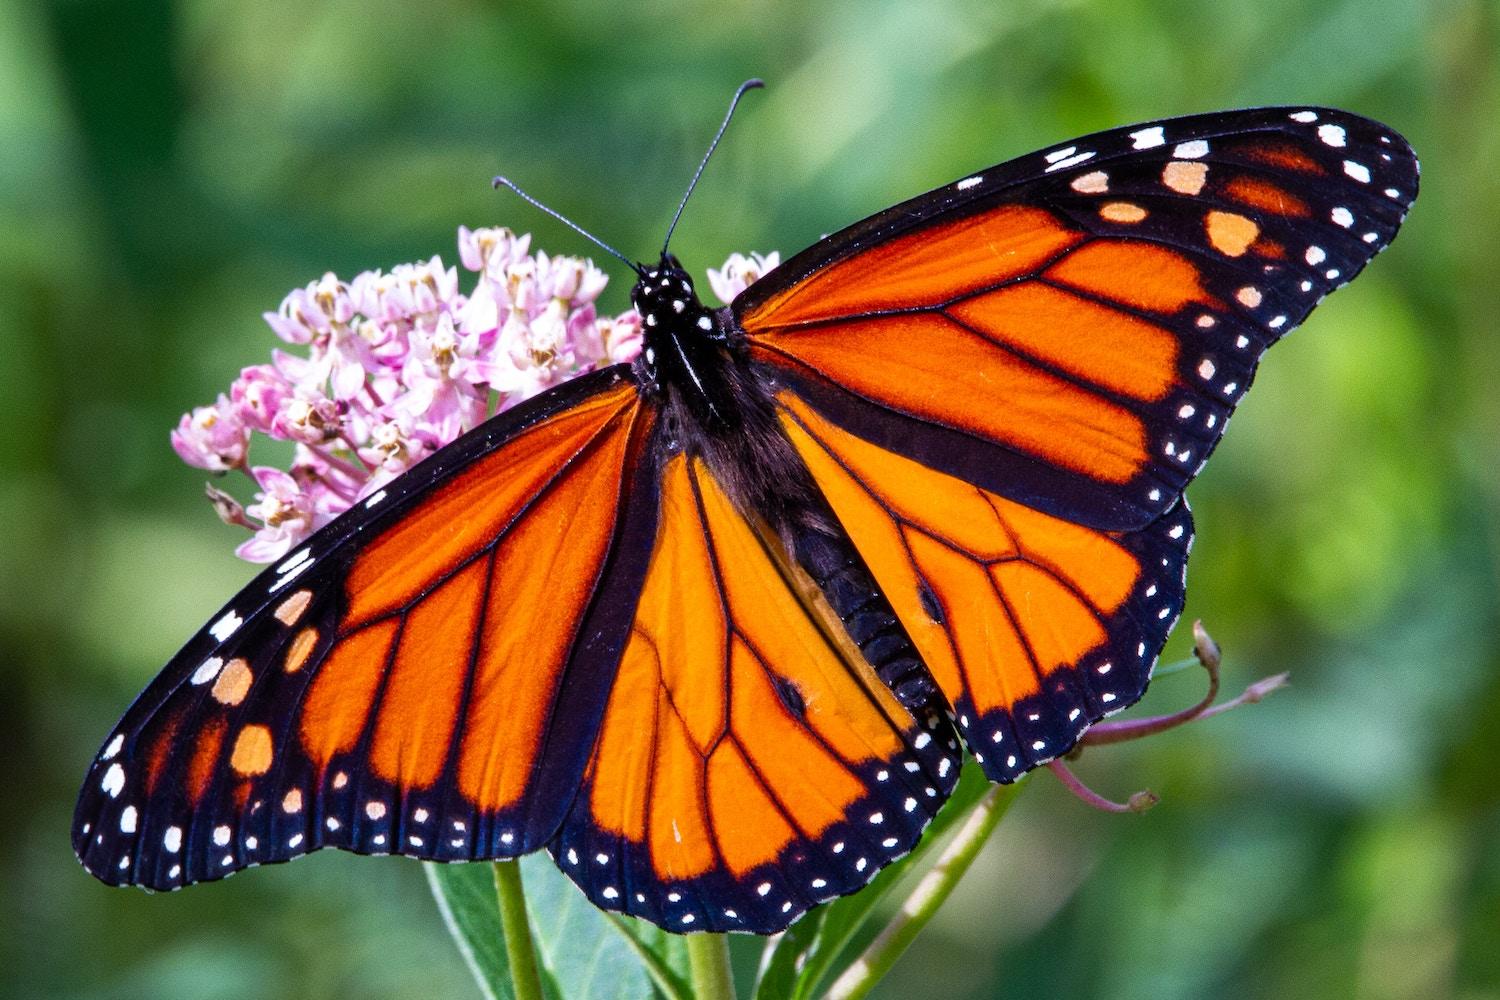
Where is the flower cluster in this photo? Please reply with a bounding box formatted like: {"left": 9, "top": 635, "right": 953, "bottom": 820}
{"left": 171, "top": 226, "right": 776, "bottom": 563}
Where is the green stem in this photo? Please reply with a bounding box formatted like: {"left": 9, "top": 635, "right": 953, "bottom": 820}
{"left": 824, "top": 784, "right": 1021, "bottom": 1000}
{"left": 492, "top": 860, "right": 546, "bottom": 1000}
{"left": 686, "top": 932, "right": 737, "bottom": 1000}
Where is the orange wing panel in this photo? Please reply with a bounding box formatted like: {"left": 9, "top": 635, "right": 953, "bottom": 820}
{"left": 368, "top": 556, "right": 487, "bottom": 789}
{"left": 288, "top": 379, "right": 651, "bottom": 828}
{"left": 947, "top": 283, "right": 1180, "bottom": 402}
{"left": 447, "top": 398, "right": 644, "bottom": 813}
{"left": 707, "top": 741, "right": 797, "bottom": 877}
{"left": 756, "top": 313, "right": 1149, "bottom": 484}
{"left": 300, "top": 619, "right": 400, "bottom": 770}
{"left": 1044, "top": 239, "right": 1215, "bottom": 313}
{"left": 740, "top": 205, "right": 1082, "bottom": 328}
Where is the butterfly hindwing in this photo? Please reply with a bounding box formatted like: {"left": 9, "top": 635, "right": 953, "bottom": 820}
{"left": 550, "top": 453, "right": 960, "bottom": 933}
{"left": 738, "top": 107, "right": 1418, "bottom": 532}
{"left": 779, "top": 395, "right": 1191, "bottom": 781}
{"left": 74, "top": 367, "right": 658, "bottom": 889}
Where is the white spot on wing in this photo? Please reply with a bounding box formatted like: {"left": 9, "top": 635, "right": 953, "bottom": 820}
{"left": 1331, "top": 206, "right": 1354, "bottom": 228}
{"left": 119, "top": 805, "right": 138, "bottom": 833}
{"left": 1045, "top": 145, "right": 1077, "bottom": 163}
{"left": 956, "top": 175, "right": 983, "bottom": 191}
{"left": 1173, "top": 140, "right": 1209, "bottom": 159}
{"left": 1318, "top": 123, "right": 1347, "bottom": 147}
{"left": 1045, "top": 151, "right": 1096, "bottom": 172}
{"left": 1070, "top": 170, "right": 1109, "bottom": 194}
{"left": 101, "top": 763, "right": 125, "bottom": 798}
{"left": 191, "top": 656, "right": 224, "bottom": 685}
{"left": 102, "top": 734, "right": 124, "bottom": 760}
{"left": 1289, "top": 110, "right": 1319, "bottom": 123}
{"left": 277, "top": 548, "right": 312, "bottom": 576}
{"left": 1130, "top": 126, "right": 1165, "bottom": 149}
{"left": 1343, "top": 160, "right": 1371, "bottom": 183}
{"left": 209, "top": 611, "right": 243, "bottom": 642}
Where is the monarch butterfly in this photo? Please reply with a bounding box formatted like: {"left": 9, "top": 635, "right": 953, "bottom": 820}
{"left": 74, "top": 87, "right": 1417, "bottom": 935}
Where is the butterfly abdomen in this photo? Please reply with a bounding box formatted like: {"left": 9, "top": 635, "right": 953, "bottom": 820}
{"left": 787, "top": 522, "right": 941, "bottom": 716}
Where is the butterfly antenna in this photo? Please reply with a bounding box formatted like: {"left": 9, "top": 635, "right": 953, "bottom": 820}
{"left": 492, "top": 175, "right": 644, "bottom": 276}
{"left": 662, "top": 78, "right": 765, "bottom": 255}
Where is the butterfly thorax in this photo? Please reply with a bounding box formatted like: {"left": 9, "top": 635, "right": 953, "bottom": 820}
{"left": 629, "top": 253, "right": 811, "bottom": 524}
{"left": 630, "top": 254, "right": 743, "bottom": 429}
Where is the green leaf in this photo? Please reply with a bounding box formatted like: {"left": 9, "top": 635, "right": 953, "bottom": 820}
{"left": 789, "top": 763, "right": 996, "bottom": 1000}
{"left": 426, "top": 862, "right": 517, "bottom": 1000}
{"left": 752, "top": 909, "right": 825, "bottom": 1000}
{"left": 519, "top": 855, "right": 659, "bottom": 1000}
{"left": 428, "top": 858, "right": 669, "bottom": 1000}
{"left": 605, "top": 914, "right": 694, "bottom": 1000}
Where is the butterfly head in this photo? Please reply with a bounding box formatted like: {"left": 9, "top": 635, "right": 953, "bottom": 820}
{"left": 631, "top": 254, "right": 717, "bottom": 339}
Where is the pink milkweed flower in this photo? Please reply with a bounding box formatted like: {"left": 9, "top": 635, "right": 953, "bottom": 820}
{"left": 396, "top": 314, "right": 489, "bottom": 443}
{"left": 235, "top": 466, "right": 317, "bottom": 562}
{"left": 535, "top": 251, "right": 609, "bottom": 307}
{"left": 262, "top": 272, "right": 354, "bottom": 344}
{"left": 458, "top": 226, "right": 531, "bottom": 275}
{"left": 229, "top": 365, "right": 295, "bottom": 433}
{"left": 357, "top": 417, "right": 433, "bottom": 494}
{"left": 707, "top": 251, "right": 780, "bottom": 305}
{"left": 598, "top": 312, "right": 644, "bottom": 363}
{"left": 178, "top": 224, "right": 775, "bottom": 564}
{"left": 272, "top": 393, "right": 345, "bottom": 446}
{"left": 171, "top": 395, "right": 249, "bottom": 472}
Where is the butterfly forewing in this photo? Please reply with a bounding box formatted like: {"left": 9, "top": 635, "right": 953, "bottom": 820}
{"left": 74, "top": 368, "right": 659, "bottom": 889}
{"left": 738, "top": 107, "right": 1418, "bottom": 532}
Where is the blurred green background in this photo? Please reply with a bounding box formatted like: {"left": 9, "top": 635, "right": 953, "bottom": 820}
{"left": 3, "top": 0, "right": 1496, "bottom": 997}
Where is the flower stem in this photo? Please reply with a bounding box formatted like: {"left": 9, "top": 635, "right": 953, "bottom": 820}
{"left": 825, "top": 783, "right": 1022, "bottom": 1000}
{"left": 492, "top": 860, "right": 546, "bottom": 1000}
{"left": 686, "top": 932, "right": 736, "bottom": 1000}
{"left": 1048, "top": 759, "right": 1157, "bottom": 813}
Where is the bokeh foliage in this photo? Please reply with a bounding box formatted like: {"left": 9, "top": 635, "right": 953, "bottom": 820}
{"left": 2, "top": 0, "right": 1496, "bottom": 997}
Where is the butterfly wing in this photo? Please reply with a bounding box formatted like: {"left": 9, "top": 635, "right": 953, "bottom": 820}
{"left": 738, "top": 107, "right": 1418, "bottom": 531}
{"left": 779, "top": 395, "right": 1190, "bottom": 781}
{"left": 74, "top": 367, "right": 660, "bottom": 889}
{"left": 736, "top": 107, "right": 1417, "bottom": 780}
{"left": 550, "top": 453, "right": 960, "bottom": 933}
